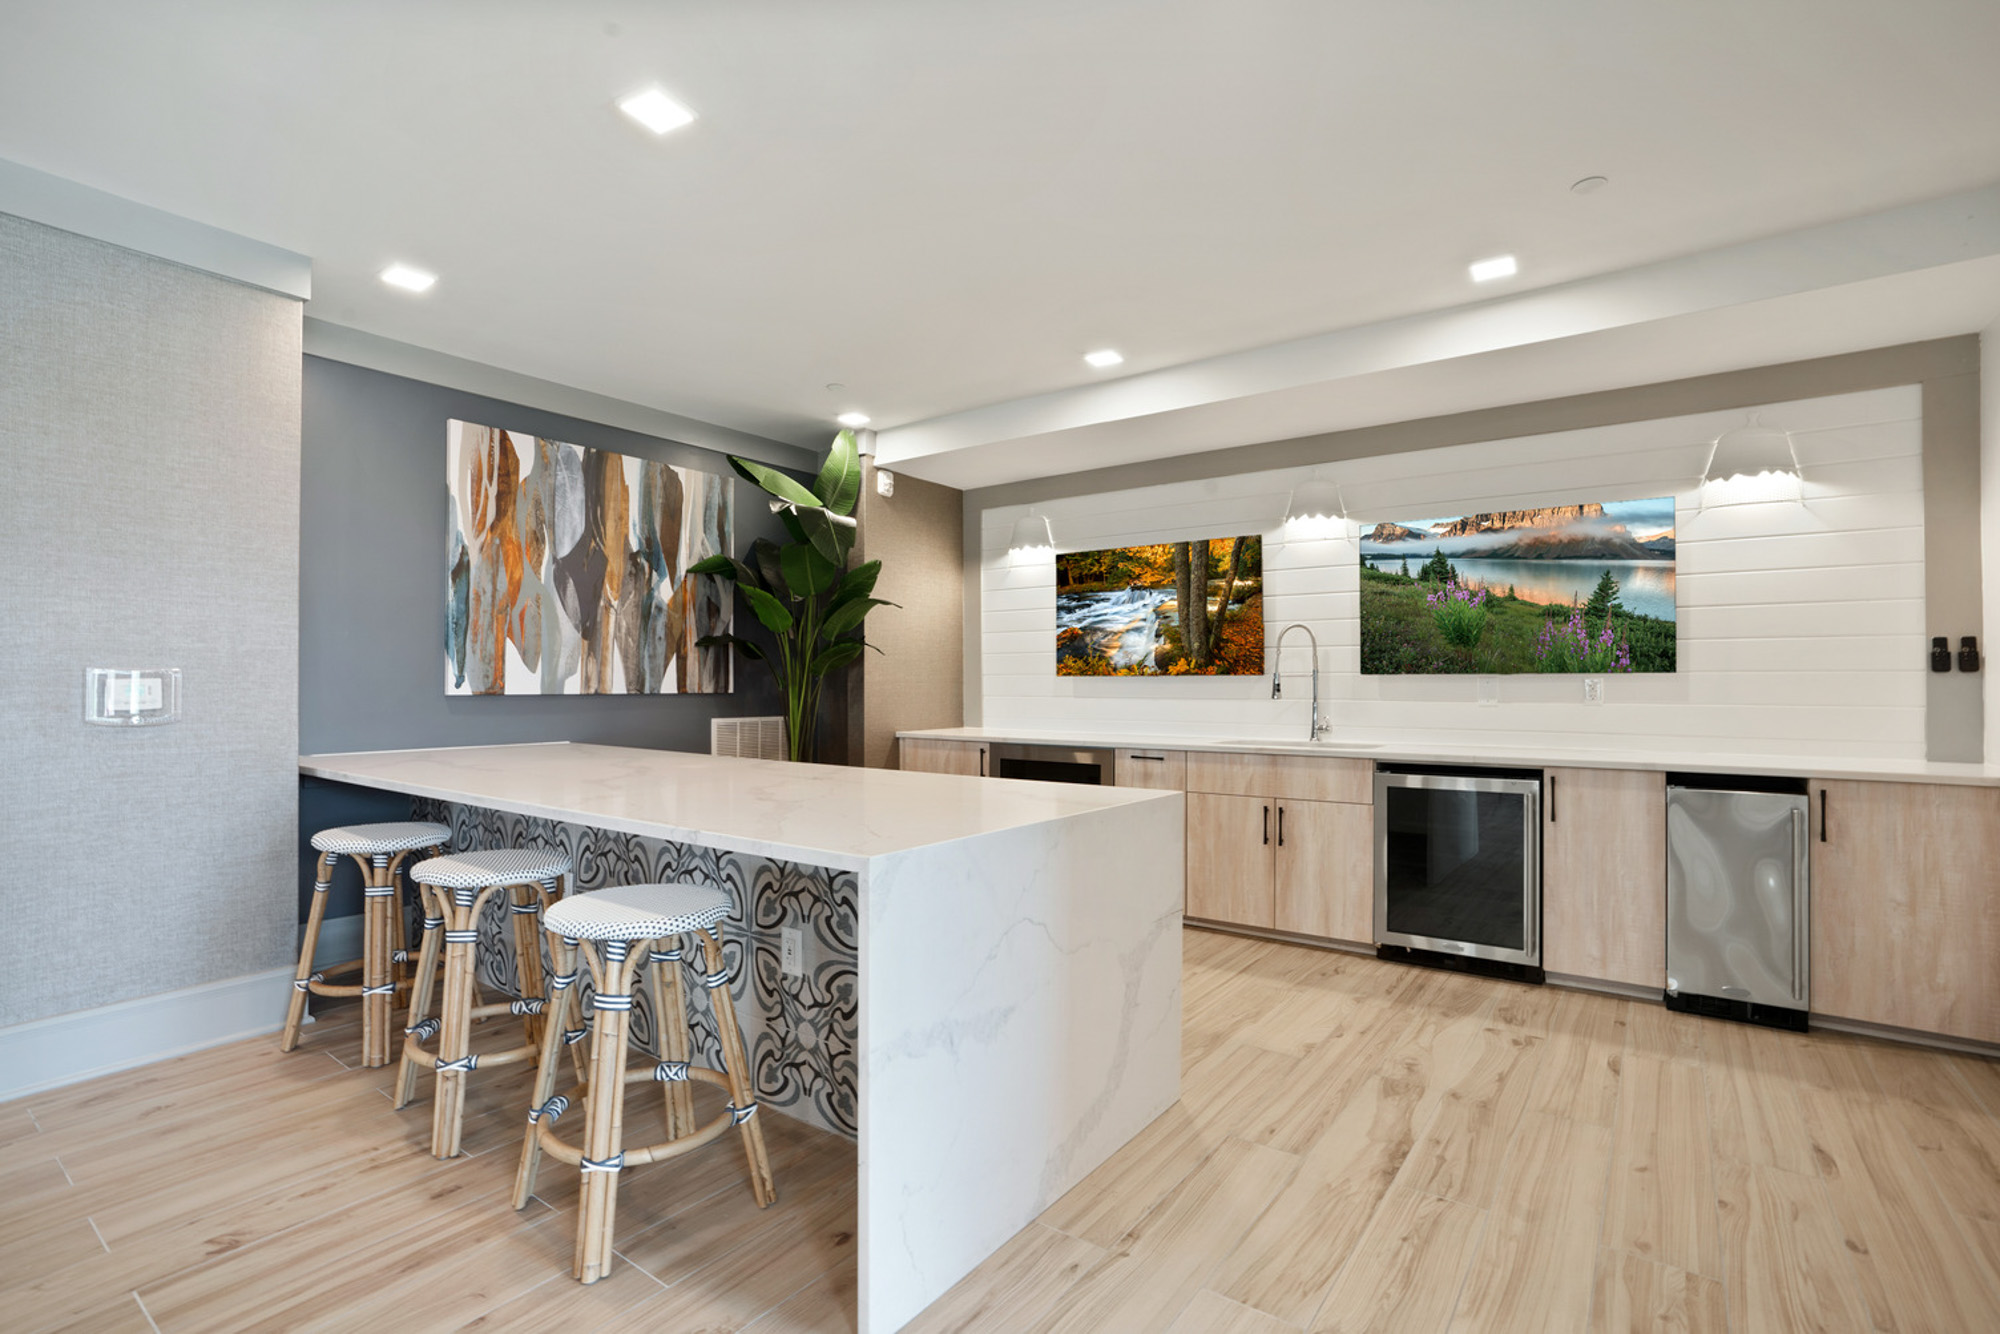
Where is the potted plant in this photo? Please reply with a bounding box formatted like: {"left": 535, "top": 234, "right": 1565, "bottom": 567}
{"left": 692, "top": 430, "right": 894, "bottom": 761}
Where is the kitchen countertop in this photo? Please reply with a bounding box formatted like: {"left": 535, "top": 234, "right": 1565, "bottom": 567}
{"left": 897, "top": 726, "right": 2000, "bottom": 787}
{"left": 300, "top": 741, "right": 1174, "bottom": 871}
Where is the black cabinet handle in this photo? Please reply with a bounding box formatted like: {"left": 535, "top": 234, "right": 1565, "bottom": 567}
{"left": 1263, "top": 804, "right": 1270, "bottom": 846}
{"left": 1548, "top": 775, "right": 1556, "bottom": 823}
{"left": 979, "top": 746, "right": 987, "bottom": 777}
{"left": 1278, "top": 806, "right": 1285, "bottom": 847}
{"left": 1820, "top": 787, "right": 1827, "bottom": 843}
{"left": 1129, "top": 753, "right": 1165, "bottom": 762}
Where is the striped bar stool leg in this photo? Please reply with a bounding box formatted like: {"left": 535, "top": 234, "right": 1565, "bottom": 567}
{"left": 360, "top": 852, "right": 403, "bottom": 1067}
{"left": 514, "top": 935, "right": 583, "bottom": 1211}
{"left": 431, "top": 884, "right": 493, "bottom": 1158}
{"left": 393, "top": 882, "right": 448, "bottom": 1110}
{"left": 576, "top": 940, "right": 640, "bottom": 1283}
{"left": 280, "top": 851, "right": 339, "bottom": 1052}
{"left": 648, "top": 939, "right": 696, "bottom": 1140}
{"left": 696, "top": 928, "right": 776, "bottom": 1207}
{"left": 508, "top": 876, "right": 556, "bottom": 1045}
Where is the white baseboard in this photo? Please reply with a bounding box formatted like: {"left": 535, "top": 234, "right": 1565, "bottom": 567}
{"left": 0, "top": 966, "right": 296, "bottom": 1104}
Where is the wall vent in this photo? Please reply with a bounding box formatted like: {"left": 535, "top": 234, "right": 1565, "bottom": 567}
{"left": 711, "top": 716, "right": 786, "bottom": 762}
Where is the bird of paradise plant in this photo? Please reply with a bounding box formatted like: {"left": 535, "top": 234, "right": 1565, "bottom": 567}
{"left": 691, "top": 430, "right": 894, "bottom": 761}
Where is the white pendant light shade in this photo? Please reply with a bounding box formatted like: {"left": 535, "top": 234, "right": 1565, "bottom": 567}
{"left": 1008, "top": 508, "right": 1054, "bottom": 552}
{"left": 1706, "top": 413, "right": 1798, "bottom": 481}
{"left": 1283, "top": 476, "right": 1346, "bottom": 524}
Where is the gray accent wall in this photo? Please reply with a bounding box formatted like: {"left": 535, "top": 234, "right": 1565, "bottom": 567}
{"left": 1, "top": 213, "right": 303, "bottom": 1027}
{"left": 299, "top": 356, "right": 817, "bottom": 916}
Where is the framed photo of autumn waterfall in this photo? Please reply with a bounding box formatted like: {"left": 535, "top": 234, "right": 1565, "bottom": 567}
{"left": 1055, "top": 536, "right": 1264, "bottom": 676}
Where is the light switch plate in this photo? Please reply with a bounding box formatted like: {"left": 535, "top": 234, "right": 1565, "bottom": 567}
{"left": 85, "top": 668, "right": 181, "bottom": 726}
{"left": 1582, "top": 676, "right": 1605, "bottom": 705}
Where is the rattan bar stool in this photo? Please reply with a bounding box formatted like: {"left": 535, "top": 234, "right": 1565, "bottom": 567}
{"left": 282, "top": 821, "right": 449, "bottom": 1067}
{"left": 513, "top": 883, "right": 777, "bottom": 1284}
{"left": 395, "top": 847, "right": 573, "bottom": 1158}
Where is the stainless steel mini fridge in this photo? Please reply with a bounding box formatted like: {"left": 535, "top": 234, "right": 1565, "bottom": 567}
{"left": 1665, "top": 776, "right": 1810, "bottom": 1031}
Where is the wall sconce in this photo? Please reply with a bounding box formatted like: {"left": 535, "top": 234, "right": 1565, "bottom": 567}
{"left": 1282, "top": 475, "right": 1347, "bottom": 536}
{"left": 1008, "top": 508, "right": 1055, "bottom": 553}
{"left": 1700, "top": 413, "right": 1801, "bottom": 508}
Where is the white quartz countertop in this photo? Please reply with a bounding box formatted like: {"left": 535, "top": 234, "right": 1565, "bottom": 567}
{"left": 300, "top": 743, "right": 1175, "bottom": 872}
{"left": 898, "top": 727, "right": 2000, "bottom": 787}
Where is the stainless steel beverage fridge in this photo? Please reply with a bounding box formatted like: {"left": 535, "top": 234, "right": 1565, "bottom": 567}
{"left": 1374, "top": 765, "right": 1543, "bottom": 982}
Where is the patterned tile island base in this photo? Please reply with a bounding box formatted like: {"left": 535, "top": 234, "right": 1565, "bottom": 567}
{"left": 411, "top": 798, "right": 858, "bottom": 1139}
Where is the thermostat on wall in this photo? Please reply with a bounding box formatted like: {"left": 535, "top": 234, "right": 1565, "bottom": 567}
{"left": 85, "top": 668, "right": 181, "bottom": 726}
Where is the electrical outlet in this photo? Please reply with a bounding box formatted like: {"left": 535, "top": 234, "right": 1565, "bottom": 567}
{"left": 1477, "top": 676, "right": 1499, "bottom": 707}
{"left": 780, "top": 927, "right": 803, "bottom": 978}
{"left": 1582, "top": 676, "right": 1605, "bottom": 705}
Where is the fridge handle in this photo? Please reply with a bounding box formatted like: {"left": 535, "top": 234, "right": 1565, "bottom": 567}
{"left": 1792, "top": 806, "right": 1808, "bottom": 1003}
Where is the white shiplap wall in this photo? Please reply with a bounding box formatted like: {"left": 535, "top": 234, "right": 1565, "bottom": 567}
{"left": 979, "top": 385, "right": 1926, "bottom": 759}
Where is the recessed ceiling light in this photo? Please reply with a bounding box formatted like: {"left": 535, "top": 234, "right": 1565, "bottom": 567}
{"left": 618, "top": 88, "right": 696, "bottom": 135}
{"left": 380, "top": 263, "right": 436, "bottom": 293}
{"left": 1084, "top": 349, "right": 1124, "bottom": 369}
{"left": 1468, "top": 255, "right": 1518, "bottom": 283}
{"left": 836, "top": 411, "right": 871, "bottom": 428}
{"left": 1571, "top": 175, "right": 1610, "bottom": 195}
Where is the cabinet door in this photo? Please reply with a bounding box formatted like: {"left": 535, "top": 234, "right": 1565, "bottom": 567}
{"left": 1184, "top": 751, "right": 1371, "bottom": 803}
{"left": 1811, "top": 779, "right": 2000, "bottom": 1042}
{"left": 1115, "top": 748, "right": 1186, "bottom": 790}
{"left": 899, "top": 738, "right": 985, "bottom": 776}
{"left": 1274, "top": 800, "right": 1374, "bottom": 944}
{"left": 1542, "top": 768, "right": 1666, "bottom": 988}
{"left": 1186, "top": 792, "right": 1275, "bottom": 928}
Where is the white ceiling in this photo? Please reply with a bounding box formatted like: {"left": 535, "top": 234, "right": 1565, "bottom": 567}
{"left": 5, "top": 1, "right": 2000, "bottom": 477}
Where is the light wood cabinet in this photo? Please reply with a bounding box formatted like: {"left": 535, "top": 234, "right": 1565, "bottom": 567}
{"left": 899, "top": 737, "right": 986, "bottom": 777}
{"left": 1115, "top": 748, "right": 1186, "bottom": 790}
{"left": 1274, "top": 799, "right": 1374, "bottom": 944}
{"left": 1184, "top": 751, "right": 1372, "bottom": 803}
{"left": 1187, "top": 791, "right": 1373, "bottom": 940}
{"left": 1810, "top": 779, "right": 2000, "bottom": 1043}
{"left": 1187, "top": 793, "right": 1275, "bottom": 927}
{"left": 1541, "top": 768, "right": 1667, "bottom": 989}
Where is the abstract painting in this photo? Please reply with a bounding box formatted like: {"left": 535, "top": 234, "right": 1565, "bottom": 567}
{"left": 447, "top": 420, "right": 733, "bottom": 694}
{"left": 1358, "top": 499, "right": 1676, "bottom": 674}
{"left": 1056, "top": 537, "right": 1264, "bottom": 675}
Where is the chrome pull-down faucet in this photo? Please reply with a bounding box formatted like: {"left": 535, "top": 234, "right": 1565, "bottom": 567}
{"left": 1271, "top": 623, "right": 1325, "bottom": 741}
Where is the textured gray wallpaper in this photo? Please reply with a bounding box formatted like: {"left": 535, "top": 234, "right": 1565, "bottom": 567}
{"left": 0, "top": 213, "right": 302, "bottom": 1026}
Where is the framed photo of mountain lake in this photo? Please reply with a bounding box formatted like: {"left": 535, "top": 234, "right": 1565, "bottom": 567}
{"left": 1056, "top": 536, "right": 1264, "bottom": 676}
{"left": 1358, "top": 499, "right": 1676, "bottom": 675}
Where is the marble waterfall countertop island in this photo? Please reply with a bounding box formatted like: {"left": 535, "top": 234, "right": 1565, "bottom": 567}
{"left": 298, "top": 743, "right": 1184, "bottom": 1333}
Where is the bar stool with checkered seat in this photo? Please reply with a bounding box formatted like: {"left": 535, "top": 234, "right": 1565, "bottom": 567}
{"left": 282, "top": 821, "right": 450, "bottom": 1067}
{"left": 512, "top": 882, "right": 777, "bottom": 1284}
{"left": 395, "top": 847, "right": 573, "bottom": 1159}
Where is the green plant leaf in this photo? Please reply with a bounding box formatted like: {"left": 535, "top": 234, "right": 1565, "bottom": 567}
{"left": 813, "top": 430, "right": 862, "bottom": 517}
{"left": 776, "top": 506, "right": 810, "bottom": 547}
{"left": 696, "top": 632, "right": 767, "bottom": 662}
{"left": 781, "top": 542, "right": 841, "bottom": 597}
{"left": 691, "top": 554, "right": 762, "bottom": 591}
{"left": 792, "top": 505, "right": 854, "bottom": 566}
{"left": 828, "top": 559, "right": 881, "bottom": 607}
{"left": 728, "top": 455, "right": 823, "bottom": 510}
{"left": 739, "top": 583, "right": 795, "bottom": 635}
{"left": 820, "top": 596, "right": 892, "bottom": 641}
{"left": 807, "top": 639, "right": 865, "bottom": 677}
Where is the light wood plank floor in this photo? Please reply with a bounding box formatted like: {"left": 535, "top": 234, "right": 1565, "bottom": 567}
{"left": 9, "top": 929, "right": 2000, "bottom": 1332}
{"left": 0, "top": 1000, "right": 857, "bottom": 1333}
{"left": 917, "top": 928, "right": 2000, "bottom": 1334}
